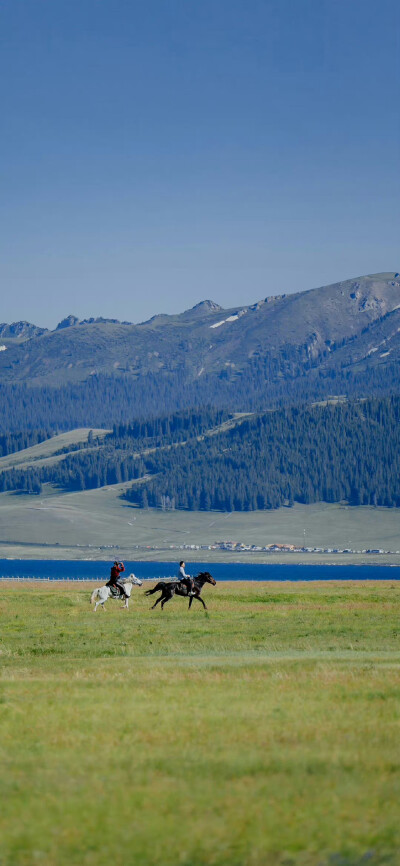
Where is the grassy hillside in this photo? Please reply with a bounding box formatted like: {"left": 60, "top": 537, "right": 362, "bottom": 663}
{"left": 0, "top": 428, "right": 110, "bottom": 472}
{"left": 0, "top": 581, "right": 399, "bottom": 865}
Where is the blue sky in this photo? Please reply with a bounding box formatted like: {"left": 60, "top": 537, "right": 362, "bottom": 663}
{"left": 1, "top": 0, "right": 399, "bottom": 328}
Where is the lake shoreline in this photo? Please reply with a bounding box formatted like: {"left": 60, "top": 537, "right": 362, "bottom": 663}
{"left": 1, "top": 560, "right": 399, "bottom": 583}
{"left": 1, "top": 542, "right": 400, "bottom": 566}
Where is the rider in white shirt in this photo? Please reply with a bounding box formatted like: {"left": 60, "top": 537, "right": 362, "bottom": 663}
{"left": 177, "top": 561, "right": 194, "bottom": 596}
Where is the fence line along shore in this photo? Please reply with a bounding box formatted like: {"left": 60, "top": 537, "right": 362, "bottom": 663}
{"left": 0, "top": 576, "right": 154, "bottom": 582}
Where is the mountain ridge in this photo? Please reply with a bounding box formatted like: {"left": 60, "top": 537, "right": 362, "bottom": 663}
{"left": 2, "top": 270, "right": 398, "bottom": 338}
{"left": 0, "top": 272, "right": 399, "bottom": 403}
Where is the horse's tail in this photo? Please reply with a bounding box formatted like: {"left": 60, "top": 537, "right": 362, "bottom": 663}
{"left": 90, "top": 588, "right": 99, "bottom": 604}
{"left": 145, "top": 582, "right": 164, "bottom": 596}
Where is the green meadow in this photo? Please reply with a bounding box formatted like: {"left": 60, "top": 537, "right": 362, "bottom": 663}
{"left": 0, "top": 580, "right": 399, "bottom": 866}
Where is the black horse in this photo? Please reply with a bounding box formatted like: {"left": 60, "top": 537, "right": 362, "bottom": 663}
{"left": 145, "top": 571, "right": 216, "bottom": 610}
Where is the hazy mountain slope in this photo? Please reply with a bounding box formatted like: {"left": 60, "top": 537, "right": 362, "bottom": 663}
{"left": 0, "top": 303, "right": 224, "bottom": 384}
{"left": 199, "top": 272, "right": 400, "bottom": 371}
{"left": 315, "top": 306, "right": 400, "bottom": 373}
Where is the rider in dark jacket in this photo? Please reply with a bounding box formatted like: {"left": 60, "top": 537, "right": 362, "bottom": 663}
{"left": 106, "top": 561, "right": 127, "bottom": 598}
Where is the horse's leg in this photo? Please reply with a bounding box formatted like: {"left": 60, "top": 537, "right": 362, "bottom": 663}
{"left": 161, "top": 591, "right": 173, "bottom": 610}
{"left": 194, "top": 594, "right": 207, "bottom": 610}
{"left": 151, "top": 594, "right": 163, "bottom": 610}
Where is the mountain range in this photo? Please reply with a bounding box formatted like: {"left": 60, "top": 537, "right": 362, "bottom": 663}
{"left": 1, "top": 273, "right": 400, "bottom": 390}
{"left": 1, "top": 272, "right": 400, "bottom": 508}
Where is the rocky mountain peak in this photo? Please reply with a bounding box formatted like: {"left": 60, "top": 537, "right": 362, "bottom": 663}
{"left": 56, "top": 315, "right": 80, "bottom": 330}
{"left": 0, "top": 321, "right": 48, "bottom": 340}
{"left": 184, "top": 300, "right": 223, "bottom": 317}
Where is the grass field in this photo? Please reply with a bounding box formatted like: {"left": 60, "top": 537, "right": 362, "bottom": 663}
{"left": 0, "top": 580, "right": 399, "bottom": 866}
{"left": 0, "top": 485, "right": 400, "bottom": 563}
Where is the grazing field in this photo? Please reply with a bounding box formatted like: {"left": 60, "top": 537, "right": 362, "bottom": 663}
{"left": 0, "top": 581, "right": 399, "bottom": 866}
{"left": 0, "top": 486, "right": 400, "bottom": 562}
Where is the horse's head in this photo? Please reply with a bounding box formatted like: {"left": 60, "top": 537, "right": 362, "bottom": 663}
{"left": 128, "top": 573, "right": 143, "bottom": 586}
{"left": 198, "top": 571, "right": 216, "bottom": 586}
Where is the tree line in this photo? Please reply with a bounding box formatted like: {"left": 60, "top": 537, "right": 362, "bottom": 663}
{"left": 0, "top": 354, "right": 399, "bottom": 433}
{"left": 1, "top": 397, "right": 400, "bottom": 510}
{"left": 125, "top": 396, "right": 400, "bottom": 510}
{"left": 0, "top": 429, "right": 51, "bottom": 457}
{"left": 0, "top": 407, "right": 227, "bottom": 494}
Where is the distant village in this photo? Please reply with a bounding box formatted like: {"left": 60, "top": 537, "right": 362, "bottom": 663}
{"left": 99, "top": 540, "right": 400, "bottom": 556}
{"left": 177, "top": 541, "right": 397, "bottom": 555}
{"left": 209, "top": 541, "right": 396, "bottom": 555}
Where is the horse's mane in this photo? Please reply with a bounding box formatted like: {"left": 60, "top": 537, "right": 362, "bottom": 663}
{"left": 194, "top": 571, "right": 214, "bottom": 583}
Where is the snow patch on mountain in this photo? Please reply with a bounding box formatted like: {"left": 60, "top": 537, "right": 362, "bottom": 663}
{"left": 209, "top": 309, "right": 247, "bottom": 329}
{"left": 210, "top": 320, "right": 226, "bottom": 329}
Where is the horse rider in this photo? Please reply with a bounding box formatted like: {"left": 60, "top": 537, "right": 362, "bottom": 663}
{"left": 106, "top": 560, "right": 128, "bottom": 600}
{"left": 177, "top": 561, "right": 195, "bottom": 596}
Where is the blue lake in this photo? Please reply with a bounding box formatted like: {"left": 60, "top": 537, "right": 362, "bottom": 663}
{"left": 0, "top": 560, "right": 399, "bottom": 581}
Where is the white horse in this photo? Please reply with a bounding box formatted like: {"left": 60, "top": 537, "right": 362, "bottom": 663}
{"left": 90, "top": 573, "right": 142, "bottom": 611}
